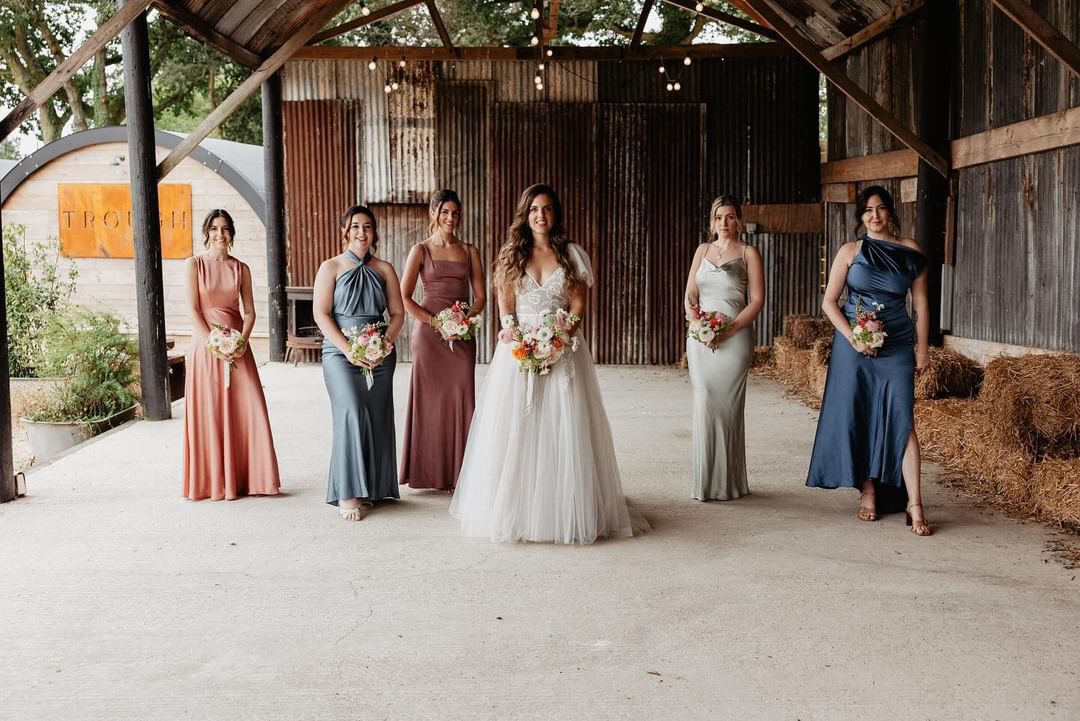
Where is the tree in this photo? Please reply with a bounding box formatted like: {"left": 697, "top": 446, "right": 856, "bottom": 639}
{"left": 0, "top": 138, "right": 20, "bottom": 159}
{"left": 0, "top": 1, "right": 260, "bottom": 144}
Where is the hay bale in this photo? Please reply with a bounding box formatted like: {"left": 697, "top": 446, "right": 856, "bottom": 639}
{"left": 1032, "top": 458, "right": 1080, "bottom": 530}
{"left": 914, "top": 348, "right": 983, "bottom": 400}
{"left": 954, "top": 404, "right": 1036, "bottom": 514}
{"left": 751, "top": 345, "right": 773, "bottom": 370}
{"left": 811, "top": 337, "right": 832, "bottom": 367}
{"left": 783, "top": 314, "right": 835, "bottom": 349}
{"left": 981, "top": 354, "right": 1080, "bottom": 456}
{"left": 914, "top": 398, "right": 973, "bottom": 465}
{"left": 772, "top": 337, "right": 815, "bottom": 395}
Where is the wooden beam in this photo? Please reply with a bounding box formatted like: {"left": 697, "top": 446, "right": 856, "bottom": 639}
{"left": 820, "top": 149, "right": 919, "bottom": 183}
{"left": 742, "top": 203, "right": 822, "bottom": 233}
{"left": 309, "top": 0, "right": 424, "bottom": 45}
{"left": 262, "top": 72, "right": 287, "bottom": 362}
{"left": 992, "top": 0, "right": 1080, "bottom": 79}
{"left": 630, "top": 0, "right": 655, "bottom": 49}
{"left": 661, "top": 0, "right": 779, "bottom": 41}
{"left": 158, "top": 0, "right": 351, "bottom": 179}
{"left": 950, "top": 105, "right": 1080, "bottom": 168}
{"left": 740, "top": 0, "right": 948, "bottom": 177}
{"left": 290, "top": 42, "right": 794, "bottom": 61}
{"left": 820, "top": 182, "right": 856, "bottom": 203}
{"left": 821, "top": 0, "right": 925, "bottom": 61}
{"left": 424, "top": 0, "right": 456, "bottom": 56}
{"left": 900, "top": 176, "right": 918, "bottom": 203}
{"left": 0, "top": 0, "right": 153, "bottom": 141}
{"left": 534, "top": 0, "right": 546, "bottom": 49}
{"left": 152, "top": 0, "right": 262, "bottom": 68}
{"left": 546, "top": 0, "right": 560, "bottom": 40}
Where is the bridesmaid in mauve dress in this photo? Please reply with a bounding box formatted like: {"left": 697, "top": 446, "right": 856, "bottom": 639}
{"left": 313, "top": 205, "right": 405, "bottom": 521}
{"left": 399, "top": 190, "right": 486, "bottom": 491}
{"left": 683, "top": 195, "right": 765, "bottom": 501}
{"left": 183, "top": 209, "right": 281, "bottom": 501}
{"left": 806, "top": 185, "right": 932, "bottom": 536}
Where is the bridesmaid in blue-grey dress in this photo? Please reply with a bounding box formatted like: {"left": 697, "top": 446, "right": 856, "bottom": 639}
{"left": 684, "top": 195, "right": 765, "bottom": 500}
{"left": 806, "top": 186, "right": 932, "bottom": 536}
{"left": 313, "top": 205, "right": 405, "bottom": 521}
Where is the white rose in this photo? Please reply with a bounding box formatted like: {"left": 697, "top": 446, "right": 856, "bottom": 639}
{"left": 699, "top": 327, "right": 715, "bottom": 343}
{"left": 219, "top": 336, "right": 238, "bottom": 355}
{"left": 533, "top": 342, "right": 552, "bottom": 359}
{"left": 536, "top": 326, "right": 554, "bottom": 342}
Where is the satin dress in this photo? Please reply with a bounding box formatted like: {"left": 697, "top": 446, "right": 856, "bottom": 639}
{"left": 322, "top": 249, "right": 399, "bottom": 506}
{"left": 806, "top": 236, "right": 927, "bottom": 512}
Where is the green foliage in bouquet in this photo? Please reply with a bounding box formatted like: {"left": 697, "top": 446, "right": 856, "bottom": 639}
{"left": 3, "top": 224, "right": 78, "bottom": 377}
{"left": 23, "top": 308, "right": 141, "bottom": 426}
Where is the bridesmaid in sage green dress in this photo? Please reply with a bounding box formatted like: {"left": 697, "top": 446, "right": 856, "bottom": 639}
{"left": 683, "top": 195, "right": 765, "bottom": 501}
{"left": 313, "top": 205, "right": 405, "bottom": 521}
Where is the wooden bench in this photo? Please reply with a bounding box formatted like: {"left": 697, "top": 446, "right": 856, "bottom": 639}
{"left": 285, "top": 330, "right": 323, "bottom": 366}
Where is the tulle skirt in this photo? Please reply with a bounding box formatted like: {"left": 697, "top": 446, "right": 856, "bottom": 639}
{"left": 449, "top": 341, "right": 648, "bottom": 544}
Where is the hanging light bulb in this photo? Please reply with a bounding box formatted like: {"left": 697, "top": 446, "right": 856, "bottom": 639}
{"left": 384, "top": 84, "right": 392, "bottom": 93}
{"left": 361, "top": 5, "right": 371, "bottom": 16}
{"left": 391, "top": 80, "right": 400, "bottom": 90}
{"left": 530, "top": 35, "right": 539, "bottom": 46}
{"left": 695, "top": 2, "right": 704, "bottom": 11}
{"left": 368, "top": 59, "right": 377, "bottom": 71}
{"left": 683, "top": 56, "right": 692, "bottom": 66}
{"left": 534, "top": 74, "right": 542, "bottom": 85}
{"left": 674, "top": 81, "right": 682, "bottom": 91}
{"left": 666, "top": 82, "right": 674, "bottom": 92}
{"left": 546, "top": 48, "right": 553, "bottom": 57}
{"left": 398, "top": 59, "right": 406, "bottom": 68}
{"left": 530, "top": 7, "right": 540, "bottom": 20}
{"left": 536, "top": 82, "right": 544, "bottom": 91}
{"left": 658, "top": 64, "right": 666, "bottom": 74}
{"left": 538, "top": 62, "right": 545, "bottom": 71}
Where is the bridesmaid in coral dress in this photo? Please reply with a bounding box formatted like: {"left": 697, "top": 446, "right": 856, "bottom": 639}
{"left": 399, "top": 190, "right": 486, "bottom": 491}
{"left": 182, "top": 209, "right": 281, "bottom": 500}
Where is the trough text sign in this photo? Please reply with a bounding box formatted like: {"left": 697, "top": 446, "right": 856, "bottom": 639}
{"left": 57, "top": 183, "right": 193, "bottom": 258}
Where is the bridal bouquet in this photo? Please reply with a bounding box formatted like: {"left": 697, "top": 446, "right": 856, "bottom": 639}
{"left": 499, "top": 310, "right": 580, "bottom": 376}
{"left": 430, "top": 301, "right": 481, "bottom": 351}
{"left": 686, "top": 306, "right": 735, "bottom": 351}
{"left": 344, "top": 321, "right": 394, "bottom": 389}
{"left": 850, "top": 296, "right": 887, "bottom": 350}
{"left": 207, "top": 325, "right": 246, "bottom": 369}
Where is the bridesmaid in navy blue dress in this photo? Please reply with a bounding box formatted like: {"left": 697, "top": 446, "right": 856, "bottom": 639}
{"left": 806, "top": 186, "right": 932, "bottom": 536}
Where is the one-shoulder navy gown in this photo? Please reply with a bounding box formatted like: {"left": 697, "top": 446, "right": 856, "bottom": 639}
{"left": 806, "top": 236, "right": 927, "bottom": 513}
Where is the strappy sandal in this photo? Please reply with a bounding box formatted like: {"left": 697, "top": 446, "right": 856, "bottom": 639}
{"left": 338, "top": 501, "right": 371, "bottom": 521}
{"left": 857, "top": 488, "right": 877, "bottom": 522}
{"left": 905, "top": 504, "right": 933, "bottom": 536}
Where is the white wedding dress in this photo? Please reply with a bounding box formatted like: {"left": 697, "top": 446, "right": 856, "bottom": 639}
{"left": 449, "top": 243, "right": 649, "bottom": 544}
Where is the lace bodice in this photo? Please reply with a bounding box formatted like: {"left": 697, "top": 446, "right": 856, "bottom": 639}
{"left": 514, "top": 243, "right": 593, "bottom": 324}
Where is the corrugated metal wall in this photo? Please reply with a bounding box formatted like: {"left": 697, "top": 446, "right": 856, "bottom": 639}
{"left": 282, "top": 55, "right": 821, "bottom": 361}
{"left": 949, "top": 0, "right": 1080, "bottom": 350}
{"left": 370, "top": 203, "right": 429, "bottom": 362}
{"left": 283, "top": 99, "right": 360, "bottom": 286}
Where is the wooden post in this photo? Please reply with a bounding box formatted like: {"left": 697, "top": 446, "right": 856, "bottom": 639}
{"left": 262, "top": 72, "right": 287, "bottom": 362}
{"left": 0, "top": 240, "right": 14, "bottom": 503}
{"left": 121, "top": 0, "right": 171, "bottom": 420}
{"left": 914, "top": 0, "right": 953, "bottom": 345}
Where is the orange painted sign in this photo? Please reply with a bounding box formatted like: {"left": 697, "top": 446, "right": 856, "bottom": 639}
{"left": 57, "top": 183, "right": 193, "bottom": 258}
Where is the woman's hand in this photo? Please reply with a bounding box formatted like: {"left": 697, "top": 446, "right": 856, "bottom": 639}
{"left": 915, "top": 350, "right": 930, "bottom": 372}
{"left": 850, "top": 337, "right": 876, "bottom": 357}
{"left": 711, "top": 326, "right": 737, "bottom": 346}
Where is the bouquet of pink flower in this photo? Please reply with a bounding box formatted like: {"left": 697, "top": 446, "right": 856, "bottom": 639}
{"left": 498, "top": 309, "right": 580, "bottom": 376}
{"left": 206, "top": 324, "right": 247, "bottom": 369}
{"left": 430, "top": 300, "right": 481, "bottom": 351}
{"left": 686, "top": 306, "right": 735, "bottom": 351}
{"left": 343, "top": 321, "right": 394, "bottom": 389}
{"left": 851, "top": 296, "right": 887, "bottom": 350}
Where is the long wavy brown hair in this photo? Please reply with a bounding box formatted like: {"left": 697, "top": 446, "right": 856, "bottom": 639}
{"left": 495, "top": 184, "right": 581, "bottom": 292}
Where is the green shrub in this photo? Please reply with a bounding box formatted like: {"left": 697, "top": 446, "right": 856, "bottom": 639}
{"left": 23, "top": 308, "right": 140, "bottom": 425}
{"left": 3, "top": 224, "right": 78, "bottom": 377}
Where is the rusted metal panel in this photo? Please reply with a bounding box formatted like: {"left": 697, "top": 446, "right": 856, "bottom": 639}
{"left": 370, "top": 203, "right": 428, "bottom": 362}
{"left": 756, "top": 232, "right": 823, "bottom": 345}
{"left": 282, "top": 99, "right": 360, "bottom": 287}
{"left": 435, "top": 81, "right": 494, "bottom": 361}
{"left": 385, "top": 63, "right": 438, "bottom": 203}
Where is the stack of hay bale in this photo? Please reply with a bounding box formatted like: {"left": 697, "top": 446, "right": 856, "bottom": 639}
{"left": 918, "top": 355, "right": 1080, "bottom": 529}
{"left": 767, "top": 314, "right": 834, "bottom": 406}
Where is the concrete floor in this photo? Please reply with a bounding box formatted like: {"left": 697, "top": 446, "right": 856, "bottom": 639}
{"left": 2, "top": 363, "right": 1077, "bottom": 721}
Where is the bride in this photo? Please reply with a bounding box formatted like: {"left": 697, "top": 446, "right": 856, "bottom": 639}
{"left": 449, "top": 184, "right": 648, "bottom": 544}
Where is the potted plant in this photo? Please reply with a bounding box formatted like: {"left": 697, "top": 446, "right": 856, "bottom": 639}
{"left": 20, "top": 308, "right": 141, "bottom": 460}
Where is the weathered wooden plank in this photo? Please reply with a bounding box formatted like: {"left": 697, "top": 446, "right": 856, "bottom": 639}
{"left": 821, "top": 0, "right": 926, "bottom": 61}
{"left": 630, "top": 0, "right": 654, "bottom": 48}
{"left": 742, "top": 203, "right": 823, "bottom": 233}
{"left": 151, "top": 0, "right": 262, "bottom": 67}
{"left": 821, "top": 182, "right": 856, "bottom": 203}
{"left": 157, "top": 0, "right": 352, "bottom": 179}
{"left": 900, "top": 176, "right": 918, "bottom": 202}
{"left": 820, "top": 149, "right": 919, "bottom": 183}
{"left": 992, "top": 0, "right": 1080, "bottom": 79}
{"left": 740, "top": 0, "right": 948, "bottom": 177}
{"left": 951, "top": 105, "right": 1080, "bottom": 168}
{"left": 0, "top": 0, "right": 153, "bottom": 141}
